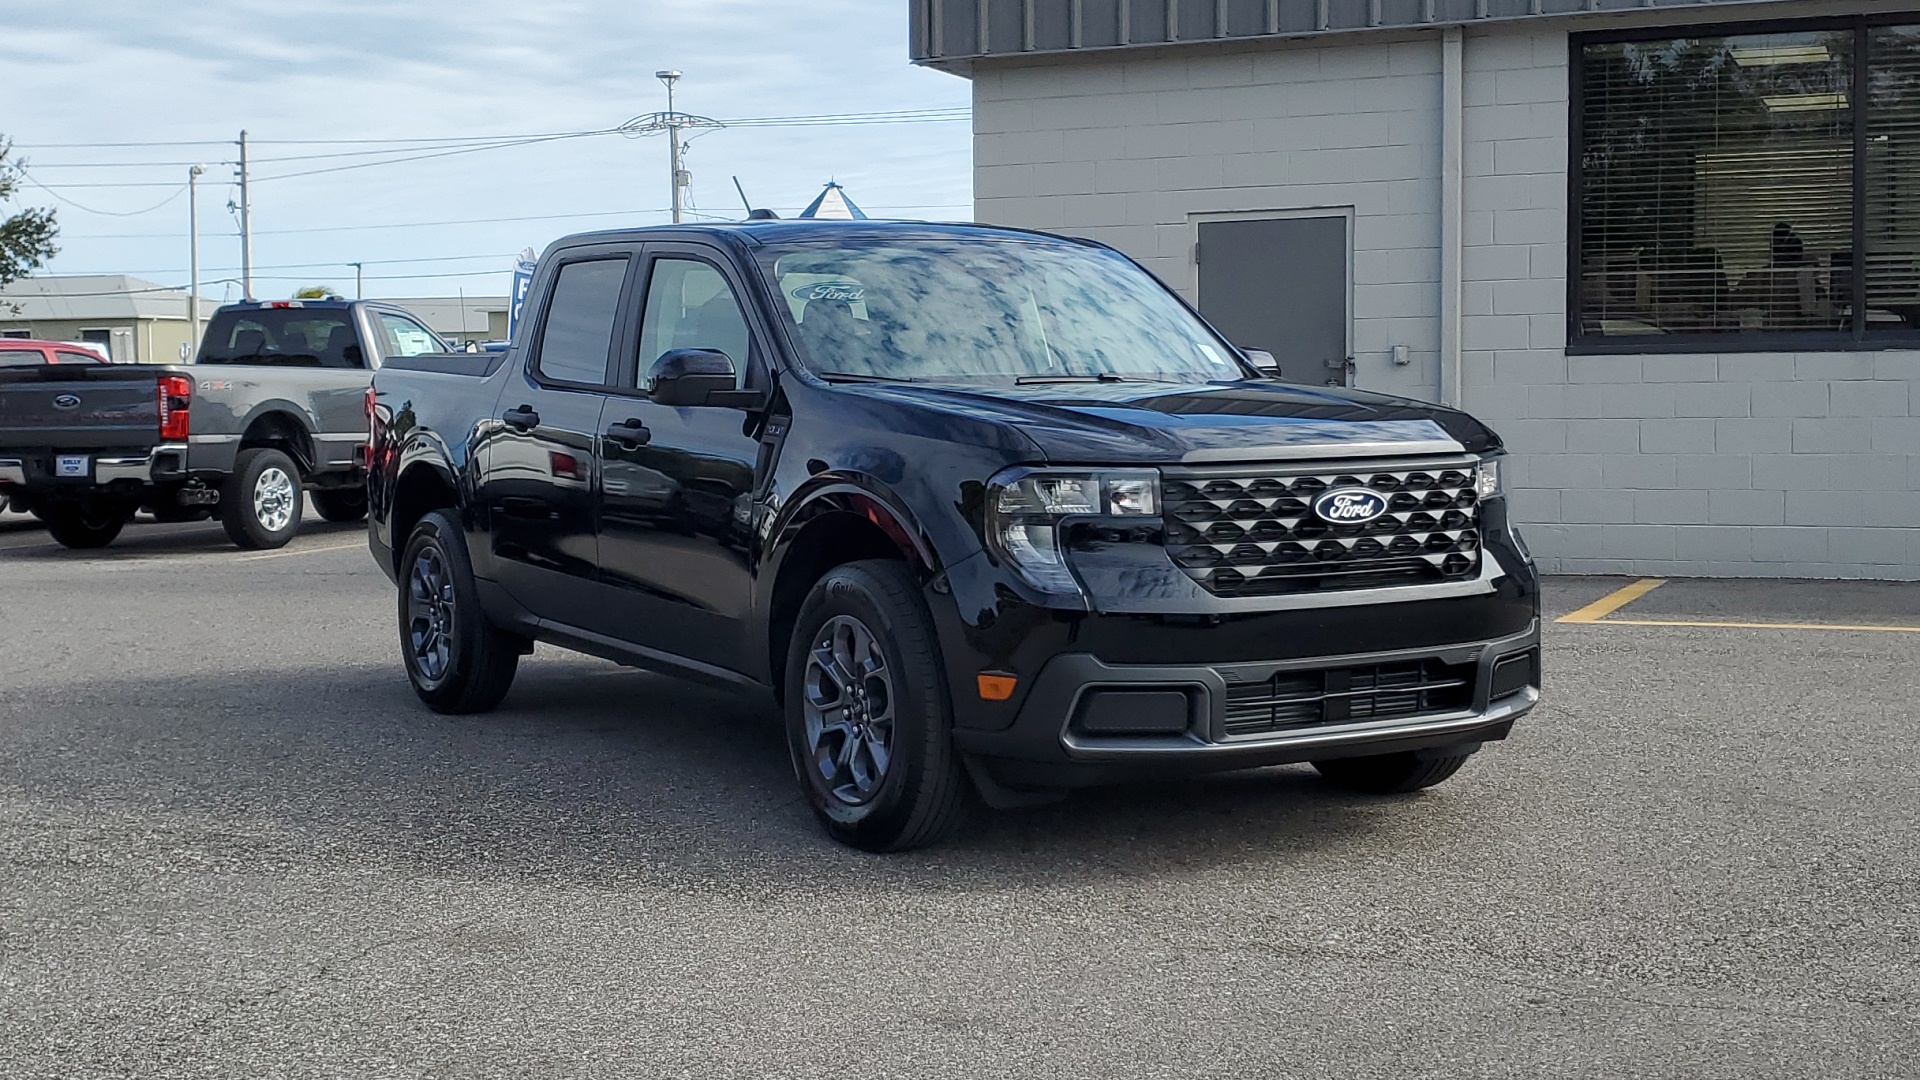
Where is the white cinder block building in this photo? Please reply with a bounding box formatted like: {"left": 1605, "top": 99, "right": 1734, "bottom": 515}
{"left": 910, "top": 0, "right": 1920, "bottom": 578}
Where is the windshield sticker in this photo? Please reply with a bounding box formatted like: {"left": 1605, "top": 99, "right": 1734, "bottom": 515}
{"left": 791, "top": 281, "right": 866, "bottom": 303}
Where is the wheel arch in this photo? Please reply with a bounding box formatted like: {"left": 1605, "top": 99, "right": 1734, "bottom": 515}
{"left": 237, "top": 405, "right": 318, "bottom": 475}
{"left": 389, "top": 460, "right": 460, "bottom": 577}
{"left": 763, "top": 486, "right": 941, "bottom": 699}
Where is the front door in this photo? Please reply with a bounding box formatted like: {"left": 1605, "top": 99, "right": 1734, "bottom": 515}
{"left": 593, "top": 248, "right": 765, "bottom": 673}
{"left": 1196, "top": 215, "right": 1350, "bottom": 386}
{"left": 481, "top": 253, "right": 630, "bottom": 619}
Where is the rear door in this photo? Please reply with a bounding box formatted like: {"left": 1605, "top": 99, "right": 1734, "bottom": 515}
{"left": 480, "top": 251, "right": 631, "bottom": 620}
{"left": 1196, "top": 215, "right": 1351, "bottom": 386}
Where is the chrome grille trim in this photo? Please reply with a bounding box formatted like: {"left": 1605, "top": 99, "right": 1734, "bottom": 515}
{"left": 1163, "top": 457, "right": 1485, "bottom": 598}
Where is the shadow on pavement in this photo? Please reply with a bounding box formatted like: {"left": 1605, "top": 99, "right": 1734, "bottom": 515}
{"left": 0, "top": 657, "right": 1421, "bottom": 890}
{"left": 0, "top": 518, "right": 365, "bottom": 560}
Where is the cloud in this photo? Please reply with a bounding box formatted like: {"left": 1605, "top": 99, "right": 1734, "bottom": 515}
{"left": 0, "top": 0, "right": 973, "bottom": 297}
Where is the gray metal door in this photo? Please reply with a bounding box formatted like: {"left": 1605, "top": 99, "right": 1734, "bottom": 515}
{"left": 1196, "top": 216, "right": 1349, "bottom": 386}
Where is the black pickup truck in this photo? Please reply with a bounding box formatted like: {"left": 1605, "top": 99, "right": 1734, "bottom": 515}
{"left": 0, "top": 298, "right": 446, "bottom": 549}
{"left": 367, "top": 221, "right": 1540, "bottom": 851}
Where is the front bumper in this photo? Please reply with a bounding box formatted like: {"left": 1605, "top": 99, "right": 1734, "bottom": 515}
{"left": 954, "top": 622, "right": 1540, "bottom": 789}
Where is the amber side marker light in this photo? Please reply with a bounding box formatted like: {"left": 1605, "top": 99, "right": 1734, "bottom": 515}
{"left": 976, "top": 673, "right": 1018, "bottom": 701}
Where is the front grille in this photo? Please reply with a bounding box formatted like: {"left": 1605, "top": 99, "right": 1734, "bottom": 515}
{"left": 1223, "top": 659, "right": 1475, "bottom": 738}
{"left": 1163, "top": 463, "right": 1483, "bottom": 597}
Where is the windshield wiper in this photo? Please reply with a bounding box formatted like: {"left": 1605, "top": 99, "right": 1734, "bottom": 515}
{"left": 1015, "top": 373, "right": 1155, "bottom": 384}
{"left": 816, "top": 371, "right": 925, "bottom": 384}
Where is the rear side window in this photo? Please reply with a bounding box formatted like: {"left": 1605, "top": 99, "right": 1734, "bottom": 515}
{"left": 0, "top": 347, "right": 50, "bottom": 367}
{"left": 199, "top": 309, "right": 363, "bottom": 368}
{"left": 55, "top": 351, "right": 106, "bottom": 365}
{"left": 536, "top": 258, "right": 627, "bottom": 386}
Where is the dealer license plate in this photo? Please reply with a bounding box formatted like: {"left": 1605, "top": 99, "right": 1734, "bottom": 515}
{"left": 55, "top": 454, "right": 89, "bottom": 478}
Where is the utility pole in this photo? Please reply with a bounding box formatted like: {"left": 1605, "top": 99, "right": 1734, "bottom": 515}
{"left": 188, "top": 164, "right": 205, "bottom": 351}
{"left": 620, "top": 71, "right": 720, "bottom": 225}
{"left": 351, "top": 262, "right": 363, "bottom": 300}
{"left": 659, "top": 70, "right": 686, "bottom": 223}
{"left": 237, "top": 130, "right": 254, "bottom": 300}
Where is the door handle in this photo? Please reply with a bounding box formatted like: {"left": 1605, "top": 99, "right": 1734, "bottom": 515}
{"left": 603, "top": 418, "right": 652, "bottom": 449}
{"left": 501, "top": 405, "right": 540, "bottom": 432}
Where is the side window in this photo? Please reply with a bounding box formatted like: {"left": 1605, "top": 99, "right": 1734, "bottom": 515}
{"left": 0, "top": 349, "right": 48, "bottom": 367}
{"left": 376, "top": 313, "right": 441, "bottom": 358}
{"left": 56, "top": 351, "right": 106, "bottom": 365}
{"left": 636, "top": 258, "right": 751, "bottom": 388}
{"left": 536, "top": 258, "right": 628, "bottom": 386}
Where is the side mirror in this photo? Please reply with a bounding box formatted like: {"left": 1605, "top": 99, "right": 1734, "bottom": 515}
{"left": 1242, "top": 347, "right": 1283, "bottom": 380}
{"left": 647, "top": 348, "right": 764, "bottom": 409}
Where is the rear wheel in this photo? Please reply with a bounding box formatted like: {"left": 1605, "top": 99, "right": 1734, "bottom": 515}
{"left": 221, "top": 447, "right": 303, "bottom": 550}
{"left": 398, "top": 510, "right": 522, "bottom": 714}
{"left": 43, "top": 502, "right": 130, "bottom": 549}
{"left": 784, "top": 559, "right": 967, "bottom": 852}
{"left": 1312, "top": 750, "right": 1474, "bottom": 794}
{"left": 311, "top": 487, "right": 368, "bottom": 523}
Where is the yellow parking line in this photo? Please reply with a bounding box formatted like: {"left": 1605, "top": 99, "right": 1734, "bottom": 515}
{"left": 1598, "top": 617, "right": 1920, "bottom": 634}
{"left": 1557, "top": 578, "right": 1666, "bottom": 624}
{"left": 239, "top": 540, "right": 364, "bottom": 562}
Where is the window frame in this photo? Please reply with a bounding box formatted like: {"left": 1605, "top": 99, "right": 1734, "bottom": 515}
{"left": 526, "top": 248, "right": 636, "bottom": 390}
{"left": 1567, "top": 11, "right": 1920, "bottom": 355}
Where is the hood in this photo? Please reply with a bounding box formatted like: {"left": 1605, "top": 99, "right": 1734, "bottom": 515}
{"left": 846, "top": 379, "right": 1500, "bottom": 465}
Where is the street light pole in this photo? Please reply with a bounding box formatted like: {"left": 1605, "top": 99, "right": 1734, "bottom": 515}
{"left": 351, "top": 262, "right": 363, "bottom": 300}
{"left": 188, "top": 164, "right": 205, "bottom": 351}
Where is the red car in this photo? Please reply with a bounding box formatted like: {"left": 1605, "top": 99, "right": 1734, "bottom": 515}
{"left": 0, "top": 339, "right": 110, "bottom": 366}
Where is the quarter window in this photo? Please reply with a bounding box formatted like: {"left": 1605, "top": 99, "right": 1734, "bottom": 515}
{"left": 535, "top": 258, "right": 628, "bottom": 386}
{"left": 1574, "top": 19, "right": 1920, "bottom": 349}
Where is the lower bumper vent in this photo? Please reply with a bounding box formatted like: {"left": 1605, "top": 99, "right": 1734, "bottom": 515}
{"left": 1223, "top": 659, "right": 1474, "bottom": 738}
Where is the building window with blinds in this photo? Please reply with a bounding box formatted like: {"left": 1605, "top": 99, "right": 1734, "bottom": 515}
{"left": 1572, "top": 18, "right": 1920, "bottom": 351}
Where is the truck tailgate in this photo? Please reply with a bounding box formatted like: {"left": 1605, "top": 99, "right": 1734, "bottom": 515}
{"left": 0, "top": 366, "right": 162, "bottom": 451}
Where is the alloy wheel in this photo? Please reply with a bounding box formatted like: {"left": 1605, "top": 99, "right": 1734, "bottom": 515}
{"left": 253, "top": 466, "right": 296, "bottom": 533}
{"left": 407, "top": 545, "right": 455, "bottom": 683}
{"left": 803, "top": 614, "right": 897, "bottom": 805}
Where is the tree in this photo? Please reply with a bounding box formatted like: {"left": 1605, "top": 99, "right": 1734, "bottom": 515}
{"left": 0, "top": 137, "right": 59, "bottom": 290}
{"left": 293, "top": 285, "right": 342, "bottom": 299}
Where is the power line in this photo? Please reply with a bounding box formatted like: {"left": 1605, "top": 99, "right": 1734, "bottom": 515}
{"left": 17, "top": 174, "right": 192, "bottom": 217}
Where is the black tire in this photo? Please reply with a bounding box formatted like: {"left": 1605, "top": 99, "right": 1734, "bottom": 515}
{"left": 784, "top": 559, "right": 967, "bottom": 852}
{"left": 43, "top": 503, "right": 129, "bottom": 549}
{"left": 220, "top": 447, "right": 303, "bottom": 550}
{"left": 1312, "top": 750, "right": 1474, "bottom": 794}
{"left": 398, "top": 510, "right": 522, "bottom": 714}
{"left": 311, "top": 487, "right": 368, "bottom": 524}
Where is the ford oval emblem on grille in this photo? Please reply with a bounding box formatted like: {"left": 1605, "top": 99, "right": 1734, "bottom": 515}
{"left": 1313, "top": 487, "right": 1389, "bottom": 525}
{"left": 52, "top": 394, "right": 81, "bottom": 410}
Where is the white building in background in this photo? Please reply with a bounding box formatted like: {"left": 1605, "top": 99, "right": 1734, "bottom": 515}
{"left": 0, "top": 275, "right": 208, "bottom": 363}
{"left": 910, "top": 0, "right": 1919, "bottom": 579}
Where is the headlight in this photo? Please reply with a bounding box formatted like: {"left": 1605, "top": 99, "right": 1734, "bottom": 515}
{"left": 1475, "top": 457, "right": 1502, "bottom": 500}
{"left": 986, "top": 467, "right": 1159, "bottom": 595}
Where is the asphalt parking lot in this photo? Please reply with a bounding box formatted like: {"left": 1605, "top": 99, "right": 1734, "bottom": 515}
{"left": 2, "top": 512, "right": 1916, "bottom": 1079}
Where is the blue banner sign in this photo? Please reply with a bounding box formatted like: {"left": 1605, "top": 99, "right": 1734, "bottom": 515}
{"left": 508, "top": 251, "right": 538, "bottom": 341}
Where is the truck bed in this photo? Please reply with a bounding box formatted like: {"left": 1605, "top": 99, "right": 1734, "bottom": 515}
{"left": 0, "top": 364, "right": 175, "bottom": 453}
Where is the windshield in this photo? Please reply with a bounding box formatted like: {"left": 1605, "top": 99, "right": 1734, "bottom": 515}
{"left": 756, "top": 239, "right": 1250, "bottom": 384}
{"left": 198, "top": 308, "right": 364, "bottom": 368}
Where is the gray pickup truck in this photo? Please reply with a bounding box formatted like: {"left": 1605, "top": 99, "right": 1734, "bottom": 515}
{"left": 0, "top": 298, "right": 447, "bottom": 549}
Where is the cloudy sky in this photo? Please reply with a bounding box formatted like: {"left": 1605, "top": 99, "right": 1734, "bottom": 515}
{"left": 1, "top": 0, "right": 973, "bottom": 303}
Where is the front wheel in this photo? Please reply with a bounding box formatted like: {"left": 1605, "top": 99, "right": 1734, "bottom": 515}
{"left": 221, "top": 447, "right": 303, "bottom": 550}
{"left": 398, "top": 510, "right": 523, "bottom": 714}
{"left": 784, "top": 559, "right": 967, "bottom": 852}
{"left": 311, "top": 487, "right": 368, "bottom": 523}
{"left": 43, "top": 502, "right": 130, "bottom": 549}
{"left": 1312, "top": 750, "right": 1475, "bottom": 794}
